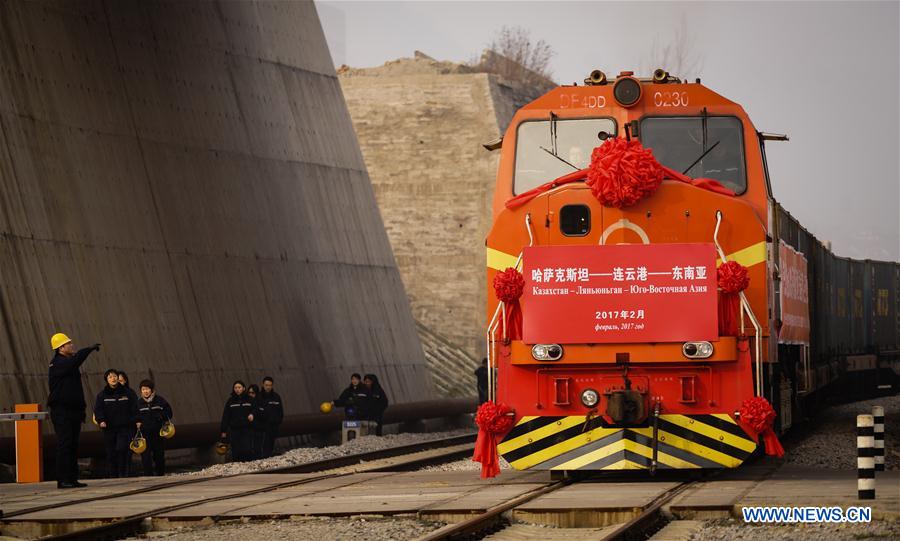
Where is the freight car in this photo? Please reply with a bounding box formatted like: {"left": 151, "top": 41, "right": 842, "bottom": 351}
{"left": 482, "top": 69, "right": 898, "bottom": 474}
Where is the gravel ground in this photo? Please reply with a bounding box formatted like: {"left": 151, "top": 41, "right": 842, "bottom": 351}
{"left": 126, "top": 517, "right": 445, "bottom": 541}
{"left": 784, "top": 394, "right": 899, "bottom": 470}
{"left": 691, "top": 518, "right": 900, "bottom": 541}
{"left": 419, "top": 455, "right": 510, "bottom": 472}
{"left": 187, "top": 429, "right": 473, "bottom": 476}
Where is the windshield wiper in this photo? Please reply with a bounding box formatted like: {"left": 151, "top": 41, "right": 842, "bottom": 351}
{"left": 540, "top": 146, "right": 579, "bottom": 170}
{"left": 550, "top": 111, "right": 559, "bottom": 155}
{"left": 682, "top": 140, "right": 720, "bottom": 175}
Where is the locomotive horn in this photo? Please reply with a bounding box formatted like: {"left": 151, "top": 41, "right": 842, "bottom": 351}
{"left": 584, "top": 69, "right": 607, "bottom": 86}
{"left": 653, "top": 68, "right": 669, "bottom": 83}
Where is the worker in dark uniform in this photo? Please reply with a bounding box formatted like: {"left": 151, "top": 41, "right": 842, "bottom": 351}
{"left": 362, "top": 374, "right": 389, "bottom": 436}
{"left": 258, "top": 376, "right": 283, "bottom": 458}
{"left": 115, "top": 369, "right": 138, "bottom": 474}
{"left": 332, "top": 373, "right": 367, "bottom": 420}
{"left": 246, "top": 384, "right": 265, "bottom": 459}
{"left": 94, "top": 369, "right": 138, "bottom": 478}
{"left": 220, "top": 381, "right": 255, "bottom": 462}
{"left": 47, "top": 333, "right": 100, "bottom": 488}
{"left": 475, "top": 358, "right": 488, "bottom": 405}
{"left": 136, "top": 379, "right": 173, "bottom": 476}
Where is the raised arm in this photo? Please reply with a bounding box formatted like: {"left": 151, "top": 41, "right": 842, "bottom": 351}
{"left": 52, "top": 344, "right": 100, "bottom": 375}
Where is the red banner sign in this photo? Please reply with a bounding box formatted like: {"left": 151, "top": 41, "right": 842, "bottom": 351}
{"left": 778, "top": 241, "right": 810, "bottom": 345}
{"left": 522, "top": 244, "right": 718, "bottom": 344}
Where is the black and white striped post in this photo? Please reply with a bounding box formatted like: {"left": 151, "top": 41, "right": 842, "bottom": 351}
{"left": 873, "top": 406, "right": 885, "bottom": 472}
{"left": 857, "top": 414, "right": 875, "bottom": 500}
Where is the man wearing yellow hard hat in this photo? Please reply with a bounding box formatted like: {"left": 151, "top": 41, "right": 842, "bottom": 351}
{"left": 47, "top": 333, "right": 100, "bottom": 489}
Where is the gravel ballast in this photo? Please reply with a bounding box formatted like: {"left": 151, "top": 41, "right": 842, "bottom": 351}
{"left": 188, "top": 429, "right": 473, "bottom": 476}
{"left": 420, "top": 455, "right": 510, "bottom": 472}
{"left": 784, "top": 394, "right": 898, "bottom": 470}
{"left": 128, "top": 517, "right": 445, "bottom": 541}
{"left": 691, "top": 518, "right": 900, "bottom": 541}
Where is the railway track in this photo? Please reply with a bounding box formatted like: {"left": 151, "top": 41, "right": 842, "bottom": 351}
{"left": 419, "top": 477, "right": 698, "bottom": 541}
{"left": 3, "top": 444, "right": 792, "bottom": 541}
{"left": 596, "top": 480, "right": 696, "bottom": 541}
{"left": 1, "top": 433, "right": 475, "bottom": 540}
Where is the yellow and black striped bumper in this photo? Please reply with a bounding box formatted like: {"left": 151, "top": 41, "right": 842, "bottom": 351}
{"left": 498, "top": 414, "right": 757, "bottom": 470}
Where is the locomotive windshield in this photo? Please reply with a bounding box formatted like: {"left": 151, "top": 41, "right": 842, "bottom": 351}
{"left": 514, "top": 117, "right": 617, "bottom": 194}
{"left": 640, "top": 116, "right": 747, "bottom": 193}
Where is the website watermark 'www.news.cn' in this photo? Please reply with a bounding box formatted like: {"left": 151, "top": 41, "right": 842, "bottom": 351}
{"left": 742, "top": 506, "right": 872, "bottom": 523}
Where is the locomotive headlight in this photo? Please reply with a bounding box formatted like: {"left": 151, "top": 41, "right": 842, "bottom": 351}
{"left": 581, "top": 388, "right": 599, "bottom": 408}
{"left": 613, "top": 76, "right": 642, "bottom": 107}
{"left": 532, "top": 343, "right": 563, "bottom": 361}
{"left": 682, "top": 341, "right": 714, "bottom": 359}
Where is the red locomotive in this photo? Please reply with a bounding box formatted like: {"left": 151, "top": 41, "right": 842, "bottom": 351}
{"left": 482, "top": 69, "right": 898, "bottom": 474}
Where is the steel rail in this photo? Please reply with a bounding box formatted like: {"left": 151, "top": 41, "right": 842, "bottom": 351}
{"left": 32, "top": 472, "right": 347, "bottom": 541}
{"left": 598, "top": 480, "right": 695, "bottom": 541}
{"left": 1, "top": 433, "right": 475, "bottom": 520}
{"left": 7, "top": 435, "right": 475, "bottom": 541}
{"left": 416, "top": 479, "right": 568, "bottom": 541}
{"left": 267, "top": 433, "right": 475, "bottom": 473}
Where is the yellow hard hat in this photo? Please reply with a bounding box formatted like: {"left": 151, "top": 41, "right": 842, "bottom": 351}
{"left": 319, "top": 401, "right": 333, "bottom": 414}
{"left": 159, "top": 422, "right": 176, "bottom": 439}
{"left": 130, "top": 435, "right": 147, "bottom": 454}
{"left": 50, "top": 333, "right": 71, "bottom": 351}
{"left": 214, "top": 441, "right": 229, "bottom": 455}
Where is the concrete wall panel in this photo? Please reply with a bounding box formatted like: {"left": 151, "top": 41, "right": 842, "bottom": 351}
{"left": 0, "top": 0, "right": 432, "bottom": 436}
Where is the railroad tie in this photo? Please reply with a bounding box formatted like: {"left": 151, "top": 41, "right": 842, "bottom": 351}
{"left": 857, "top": 414, "right": 875, "bottom": 500}
{"left": 872, "top": 406, "right": 885, "bottom": 472}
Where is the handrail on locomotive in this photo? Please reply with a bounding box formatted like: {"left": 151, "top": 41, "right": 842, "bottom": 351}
{"left": 486, "top": 212, "right": 534, "bottom": 404}
{"left": 714, "top": 210, "right": 764, "bottom": 398}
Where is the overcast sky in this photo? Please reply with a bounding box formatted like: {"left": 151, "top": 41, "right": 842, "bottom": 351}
{"left": 316, "top": 1, "right": 900, "bottom": 261}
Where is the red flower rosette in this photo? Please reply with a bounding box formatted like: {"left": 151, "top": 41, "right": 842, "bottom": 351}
{"left": 493, "top": 268, "right": 524, "bottom": 340}
{"left": 585, "top": 138, "right": 664, "bottom": 208}
{"left": 717, "top": 260, "right": 750, "bottom": 293}
{"left": 716, "top": 261, "right": 750, "bottom": 336}
{"left": 472, "top": 400, "right": 515, "bottom": 478}
{"left": 739, "top": 396, "right": 784, "bottom": 458}
{"left": 493, "top": 268, "right": 524, "bottom": 303}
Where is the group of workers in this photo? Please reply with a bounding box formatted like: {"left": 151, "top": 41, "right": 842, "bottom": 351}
{"left": 46, "top": 332, "right": 286, "bottom": 486}
{"left": 219, "top": 378, "right": 284, "bottom": 462}
{"left": 93, "top": 367, "right": 173, "bottom": 478}
{"left": 45, "top": 333, "right": 397, "bottom": 488}
{"left": 330, "top": 373, "right": 390, "bottom": 435}
{"left": 47, "top": 333, "right": 174, "bottom": 486}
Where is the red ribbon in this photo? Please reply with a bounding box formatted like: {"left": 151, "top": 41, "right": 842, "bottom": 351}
{"left": 717, "top": 261, "right": 750, "bottom": 336}
{"left": 740, "top": 396, "right": 785, "bottom": 458}
{"left": 472, "top": 400, "right": 515, "bottom": 478}
{"left": 493, "top": 268, "right": 524, "bottom": 340}
{"left": 505, "top": 139, "right": 734, "bottom": 210}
